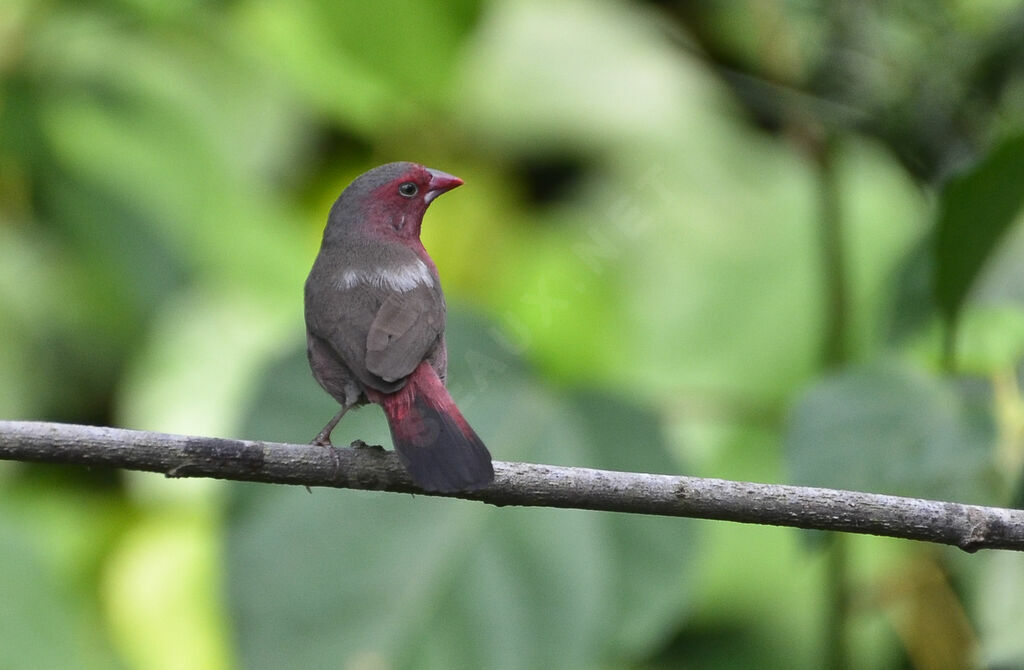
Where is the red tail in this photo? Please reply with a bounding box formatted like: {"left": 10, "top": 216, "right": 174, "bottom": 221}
{"left": 370, "top": 362, "right": 493, "bottom": 492}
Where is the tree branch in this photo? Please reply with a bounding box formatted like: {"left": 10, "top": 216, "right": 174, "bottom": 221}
{"left": 1, "top": 420, "right": 1022, "bottom": 552}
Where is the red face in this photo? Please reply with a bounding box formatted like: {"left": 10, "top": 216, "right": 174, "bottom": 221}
{"left": 368, "top": 164, "right": 464, "bottom": 240}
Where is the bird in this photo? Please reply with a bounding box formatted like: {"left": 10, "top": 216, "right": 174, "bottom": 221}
{"left": 304, "top": 162, "right": 494, "bottom": 492}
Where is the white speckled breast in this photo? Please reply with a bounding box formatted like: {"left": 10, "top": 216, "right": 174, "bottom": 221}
{"left": 336, "top": 258, "right": 433, "bottom": 293}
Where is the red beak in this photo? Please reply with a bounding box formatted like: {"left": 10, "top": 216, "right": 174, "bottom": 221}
{"left": 424, "top": 168, "right": 464, "bottom": 204}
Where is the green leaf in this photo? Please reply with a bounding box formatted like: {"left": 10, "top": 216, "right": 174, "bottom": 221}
{"left": 103, "top": 510, "right": 231, "bottom": 670}
{"left": 888, "top": 234, "right": 936, "bottom": 342}
{"left": 935, "top": 133, "right": 1024, "bottom": 324}
{"left": 972, "top": 212, "right": 1024, "bottom": 306}
{"left": 784, "top": 363, "right": 998, "bottom": 503}
{"left": 953, "top": 304, "right": 1024, "bottom": 374}
{"left": 235, "top": 0, "right": 478, "bottom": 132}
{"left": 116, "top": 289, "right": 295, "bottom": 438}
{"left": 975, "top": 551, "right": 1024, "bottom": 667}
{"left": 225, "top": 310, "right": 697, "bottom": 669}
{"left": 0, "top": 510, "right": 121, "bottom": 670}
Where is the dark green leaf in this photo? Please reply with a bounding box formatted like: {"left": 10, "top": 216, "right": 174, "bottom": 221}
{"left": 887, "top": 234, "right": 936, "bottom": 342}
{"left": 785, "top": 363, "right": 998, "bottom": 504}
{"left": 935, "top": 133, "right": 1024, "bottom": 324}
{"left": 0, "top": 511, "right": 121, "bottom": 670}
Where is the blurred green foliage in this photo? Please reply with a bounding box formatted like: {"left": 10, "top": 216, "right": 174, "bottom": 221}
{"left": 3, "top": 0, "right": 1024, "bottom": 668}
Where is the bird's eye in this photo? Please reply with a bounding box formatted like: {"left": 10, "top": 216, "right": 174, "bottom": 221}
{"left": 398, "top": 182, "right": 418, "bottom": 198}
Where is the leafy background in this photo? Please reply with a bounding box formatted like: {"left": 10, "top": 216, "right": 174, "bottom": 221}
{"left": 2, "top": 0, "right": 1024, "bottom": 668}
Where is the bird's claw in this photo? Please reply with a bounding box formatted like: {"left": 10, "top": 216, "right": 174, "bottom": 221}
{"left": 350, "top": 439, "right": 385, "bottom": 452}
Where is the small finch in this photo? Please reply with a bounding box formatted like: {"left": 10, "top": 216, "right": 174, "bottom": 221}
{"left": 304, "top": 162, "right": 494, "bottom": 492}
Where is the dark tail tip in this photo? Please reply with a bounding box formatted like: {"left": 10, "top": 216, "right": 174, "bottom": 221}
{"left": 388, "top": 398, "right": 494, "bottom": 493}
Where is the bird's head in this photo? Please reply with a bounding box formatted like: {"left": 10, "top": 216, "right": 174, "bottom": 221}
{"left": 326, "top": 162, "right": 463, "bottom": 243}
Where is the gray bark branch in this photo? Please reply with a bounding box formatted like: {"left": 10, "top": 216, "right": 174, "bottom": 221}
{"left": 1, "top": 420, "right": 1022, "bottom": 552}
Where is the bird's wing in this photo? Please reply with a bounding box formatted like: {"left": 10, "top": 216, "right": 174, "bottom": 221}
{"left": 306, "top": 277, "right": 394, "bottom": 391}
{"left": 365, "top": 283, "right": 445, "bottom": 383}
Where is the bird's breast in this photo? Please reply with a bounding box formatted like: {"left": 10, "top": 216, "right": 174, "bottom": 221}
{"left": 334, "top": 258, "right": 434, "bottom": 293}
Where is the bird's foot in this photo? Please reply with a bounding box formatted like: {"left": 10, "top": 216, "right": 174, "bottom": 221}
{"left": 311, "top": 433, "right": 334, "bottom": 447}
{"left": 350, "top": 439, "right": 385, "bottom": 452}
{"left": 311, "top": 405, "right": 352, "bottom": 447}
